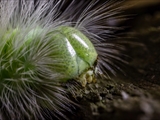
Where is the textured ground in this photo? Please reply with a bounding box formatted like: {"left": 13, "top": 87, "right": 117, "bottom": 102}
{"left": 65, "top": 2, "right": 160, "bottom": 120}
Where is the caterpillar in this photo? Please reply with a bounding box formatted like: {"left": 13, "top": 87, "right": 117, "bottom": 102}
{"left": 0, "top": 0, "right": 126, "bottom": 120}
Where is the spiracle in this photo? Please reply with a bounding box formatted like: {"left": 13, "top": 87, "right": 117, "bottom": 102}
{"left": 0, "top": 0, "right": 126, "bottom": 119}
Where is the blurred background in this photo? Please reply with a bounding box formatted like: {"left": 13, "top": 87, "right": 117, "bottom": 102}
{"left": 70, "top": 1, "right": 160, "bottom": 120}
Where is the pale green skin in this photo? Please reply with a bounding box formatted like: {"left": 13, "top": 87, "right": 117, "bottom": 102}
{"left": 1, "top": 26, "right": 98, "bottom": 83}
{"left": 52, "top": 26, "right": 98, "bottom": 82}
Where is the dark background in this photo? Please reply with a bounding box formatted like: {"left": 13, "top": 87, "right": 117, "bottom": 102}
{"left": 66, "top": 1, "right": 160, "bottom": 120}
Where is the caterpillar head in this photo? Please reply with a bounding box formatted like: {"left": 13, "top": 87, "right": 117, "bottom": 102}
{"left": 0, "top": 0, "right": 127, "bottom": 119}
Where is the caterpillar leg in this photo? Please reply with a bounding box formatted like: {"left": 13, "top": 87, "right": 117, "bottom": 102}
{"left": 77, "top": 69, "right": 96, "bottom": 87}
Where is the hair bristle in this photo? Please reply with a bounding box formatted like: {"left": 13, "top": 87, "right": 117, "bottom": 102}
{"left": 64, "top": 0, "right": 127, "bottom": 78}
{"left": 0, "top": 0, "right": 127, "bottom": 119}
{"left": 0, "top": 0, "right": 76, "bottom": 119}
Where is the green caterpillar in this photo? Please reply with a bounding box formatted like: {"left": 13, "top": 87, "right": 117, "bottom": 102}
{"left": 3, "top": 26, "right": 97, "bottom": 84}
{"left": 0, "top": 0, "right": 126, "bottom": 119}
{"left": 47, "top": 26, "right": 98, "bottom": 84}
